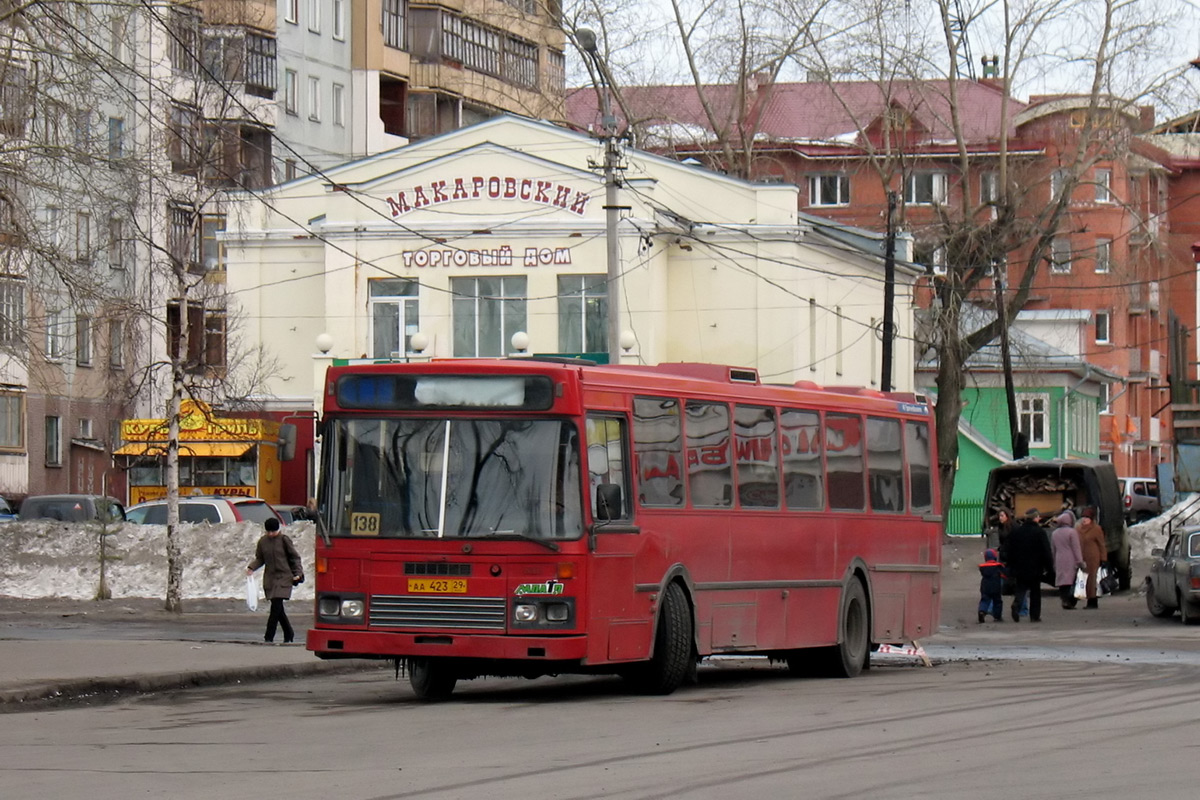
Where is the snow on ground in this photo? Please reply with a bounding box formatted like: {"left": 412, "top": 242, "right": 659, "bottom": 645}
{"left": 0, "top": 520, "right": 315, "bottom": 601}
{"left": 1127, "top": 493, "right": 1200, "bottom": 560}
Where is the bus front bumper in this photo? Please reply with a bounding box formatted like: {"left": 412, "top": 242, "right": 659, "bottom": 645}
{"left": 306, "top": 628, "right": 590, "bottom": 662}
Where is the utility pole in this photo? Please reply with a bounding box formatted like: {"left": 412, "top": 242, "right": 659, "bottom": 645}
{"left": 881, "top": 191, "right": 897, "bottom": 391}
{"left": 577, "top": 28, "right": 623, "bottom": 363}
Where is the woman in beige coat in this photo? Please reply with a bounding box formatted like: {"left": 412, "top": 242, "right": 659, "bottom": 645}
{"left": 1076, "top": 508, "right": 1107, "bottom": 610}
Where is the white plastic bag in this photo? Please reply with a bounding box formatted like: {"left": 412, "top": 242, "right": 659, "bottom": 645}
{"left": 1073, "top": 568, "right": 1088, "bottom": 601}
{"left": 245, "top": 574, "right": 259, "bottom": 611}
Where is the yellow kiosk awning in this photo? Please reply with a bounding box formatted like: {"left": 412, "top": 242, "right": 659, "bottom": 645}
{"left": 114, "top": 442, "right": 254, "bottom": 458}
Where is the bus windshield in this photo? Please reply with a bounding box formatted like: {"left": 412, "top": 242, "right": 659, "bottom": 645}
{"left": 323, "top": 417, "right": 583, "bottom": 541}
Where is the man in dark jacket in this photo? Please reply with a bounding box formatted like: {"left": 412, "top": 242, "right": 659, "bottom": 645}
{"left": 246, "top": 517, "right": 304, "bottom": 643}
{"left": 1000, "top": 508, "right": 1053, "bottom": 622}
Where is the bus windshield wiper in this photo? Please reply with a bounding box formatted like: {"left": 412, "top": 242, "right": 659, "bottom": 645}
{"left": 474, "top": 529, "right": 560, "bottom": 552}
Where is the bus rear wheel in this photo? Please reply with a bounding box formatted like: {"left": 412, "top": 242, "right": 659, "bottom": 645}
{"left": 789, "top": 580, "right": 869, "bottom": 678}
{"left": 625, "top": 582, "right": 693, "bottom": 695}
{"left": 409, "top": 657, "right": 458, "bottom": 700}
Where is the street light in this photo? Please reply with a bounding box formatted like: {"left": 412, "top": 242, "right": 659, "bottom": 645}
{"left": 576, "top": 28, "right": 623, "bottom": 364}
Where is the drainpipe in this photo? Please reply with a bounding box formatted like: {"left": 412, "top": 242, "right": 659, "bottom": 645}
{"left": 1061, "top": 365, "right": 1094, "bottom": 458}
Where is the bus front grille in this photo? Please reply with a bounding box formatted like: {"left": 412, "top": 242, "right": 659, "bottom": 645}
{"left": 369, "top": 595, "right": 507, "bottom": 631}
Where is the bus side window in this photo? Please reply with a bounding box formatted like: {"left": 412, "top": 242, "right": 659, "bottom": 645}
{"left": 633, "top": 397, "right": 685, "bottom": 507}
{"left": 734, "top": 405, "right": 780, "bottom": 508}
{"left": 781, "top": 408, "right": 824, "bottom": 510}
{"left": 586, "top": 415, "right": 630, "bottom": 520}
{"left": 685, "top": 400, "right": 732, "bottom": 508}
{"left": 905, "top": 421, "right": 933, "bottom": 513}
{"left": 867, "top": 416, "right": 904, "bottom": 513}
{"left": 826, "top": 413, "right": 865, "bottom": 511}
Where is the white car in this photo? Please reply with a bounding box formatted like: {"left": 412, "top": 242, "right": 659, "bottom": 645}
{"left": 126, "top": 496, "right": 282, "bottom": 525}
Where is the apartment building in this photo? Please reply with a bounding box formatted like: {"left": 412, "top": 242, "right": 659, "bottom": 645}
{"left": 566, "top": 80, "right": 1190, "bottom": 479}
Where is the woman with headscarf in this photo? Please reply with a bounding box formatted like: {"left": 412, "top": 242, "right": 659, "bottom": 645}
{"left": 1075, "top": 507, "right": 1107, "bottom": 609}
{"left": 1051, "top": 510, "right": 1085, "bottom": 610}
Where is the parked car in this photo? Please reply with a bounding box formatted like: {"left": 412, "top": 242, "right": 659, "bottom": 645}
{"left": 1145, "top": 526, "right": 1200, "bottom": 623}
{"left": 982, "top": 458, "right": 1131, "bottom": 591}
{"left": 1120, "top": 476, "right": 1160, "bottom": 524}
{"left": 274, "top": 504, "right": 314, "bottom": 524}
{"left": 19, "top": 494, "right": 126, "bottom": 523}
{"left": 125, "top": 496, "right": 282, "bottom": 525}
{"left": 0, "top": 497, "right": 14, "bottom": 521}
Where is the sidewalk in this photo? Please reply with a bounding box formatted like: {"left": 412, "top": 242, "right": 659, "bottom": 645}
{"left": 0, "top": 597, "right": 381, "bottom": 709}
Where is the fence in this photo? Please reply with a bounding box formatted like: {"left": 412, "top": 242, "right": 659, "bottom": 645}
{"left": 946, "top": 497, "right": 985, "bottom": 537}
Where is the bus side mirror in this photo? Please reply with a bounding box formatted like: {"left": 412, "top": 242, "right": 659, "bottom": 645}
{"left": 595, "top": 483, "right": 622, "bottom": 522}
{"left": 279, "top": 423, "right": 296, "bottom": 462}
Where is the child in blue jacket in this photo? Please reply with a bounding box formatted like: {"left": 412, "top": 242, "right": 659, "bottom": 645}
{"left": 978, "top": 547, "right": 1006, "bottom": 623}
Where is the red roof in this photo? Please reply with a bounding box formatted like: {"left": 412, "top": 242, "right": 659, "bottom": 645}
{"left": 566, "top": 80, "right": 1028, "bottom": 146}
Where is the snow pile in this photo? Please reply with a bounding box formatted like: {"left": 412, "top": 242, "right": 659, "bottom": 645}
{"left": 1127, "top": 493, "right": 1200, "bottom": 560}
{"left": 0, "top": 520, "right": 316, "bottom": 601}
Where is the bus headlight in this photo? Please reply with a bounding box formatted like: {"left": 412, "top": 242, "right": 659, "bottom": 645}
{"left": 511, "top": 597, "right": 575, "bottom": 629}
{"left": 317, "top": 592, "right": 366, "bottom": 624}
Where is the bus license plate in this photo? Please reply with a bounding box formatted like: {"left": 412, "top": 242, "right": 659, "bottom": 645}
{"left": 407, "top": 578, "right": 467, "bottom": 594}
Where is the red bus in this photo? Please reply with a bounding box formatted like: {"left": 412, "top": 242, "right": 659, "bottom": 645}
{"left": 307, "top": 359, "right": 941, "bottom": 698}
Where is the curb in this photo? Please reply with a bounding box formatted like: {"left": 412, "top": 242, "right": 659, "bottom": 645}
{"left": 0, "top": 658, "right": 386, "bottom": 711}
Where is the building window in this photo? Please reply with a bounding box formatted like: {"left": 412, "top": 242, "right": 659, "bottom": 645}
{"left": 168, "top": 204, "right": 198, "bottom": 271}
{"left": 904, "top": 172, "right": 947, "bottom": 205}
{"left": 284, "top": 70, "right": 298, "bottom": 115}
{"left": 558, "top": 275, "right": 607, "bottom": 353}
{"left": 443, "top": 15, "right": 502, "bottom": 76}
{"left": 333, "top": 0, "right": 345, "bottom": 39}
{"left": 980, "top": 171, "right": 999, "bottom": 204}
{"left": 166, "top": 302, "right": 226, "bottom": 371}
{"left": 46, "top": 309, "right": 70, "bottom": 360}
{"left": 307, "top": 76, "right": 321, "bottom": 121}
{"left": 546, "top": 48, "right": 565, "bottom": 93}
{"left": 74, "top": 212, "right": 91, "bottom": 261}
{"left": 1099, "top": 382, "right": 1111, "bottom": 414}
{"left": 368, "top": 278, "right": 419, "bottom": 359}
{"left": 284, "top": 159, "right": 297, "bottom": 181}
{"left": 245, "top": 33, "right": 277, "bottom": 99}
{"left": 0, "top": 62, "right": 29, "bottom": 137}
{"left": 168, "top": 8, "right": 200, "bottom": 75}
{"left": 0, "top": 392, "right": 22, "bottom": 449}
{"left": 168, "top": 103, "right": 200, "bottom": 173}
{"left": 1050, "top": 237, "right": 1072, "bottom": 274}
{"left": 1051, "top": 168, "right": 1069, "bottom": 200}
{"left": 1094, "top": 237, "right": 1111, "bottom": 273}
{"left": 382, "top": 0, "right": 405, "bottom": 49}
{"left": 107, "top": 216, "right": 125, "bottom": 270}
{"left": 308, "top": 0, "right": 321, "bottom": 32}
{"left": 332, "top": 83, "right": 345, "bottom": 126}
{"left": 1017, "top": 393, "right": 1049, "bottom": 447}
{"left": 1095, "top": 168, "right": 1112, "bottom": 203}
{"left": 109, "top": 11, "right": 129, "bottom": 63}
{"left": 0, "top": 279, "right": 23, "bottom": 345}
{"left": 109, "top": 319, "right": 124, "bottom": 368}
{"left": 452, "top": 276, "right": 527, "bottom": 357}
{"left": 45, "top": 415, "right": 61, "bottom": 466}
{"left": 284, "top": 0, "right": 298, "bottom": 24}
{"left": 1095, "top": 310, "right": 1110, "bottom": 344}
{"left": 78, "top": 417, "right": 93, "bottom": 440}
{"left": 201, "top": 214, "right": 225, "bottom": 272}
{"left": 808, "top": 174, "right": 850, "bottom": 206}
{"left": 76, "top": 314, "right": 91, "bottom": 366}
{"left": 107, "top": 117, "right": 124, "bottom": 160}
{"left": 502, "top": 35, "right": 538, "bottom": 89}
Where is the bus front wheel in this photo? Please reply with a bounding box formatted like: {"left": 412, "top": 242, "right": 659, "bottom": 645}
{"left": 625, "top": 582, "right": 693, "bottom": 695}
{"left": 409, "top": 657, "right": 458, "bottom": 700}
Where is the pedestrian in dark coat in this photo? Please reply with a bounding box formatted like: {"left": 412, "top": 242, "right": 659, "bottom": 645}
{"left": 1076, "top": 508, "right": 1107, "bottom": 609}
{"left": 978, "top": 548, "right": 1005, "bottom": 623}
{"left": 1002, "top": 509, "right": 1053, "bottom": 622}
{"left": 246, "top": 517, "right": 304, "bottom": 643}
{"left": 1051, "top": 510, "right": 1085, "bottom": 610}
